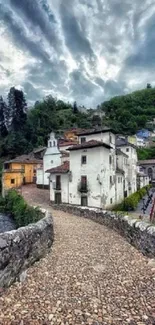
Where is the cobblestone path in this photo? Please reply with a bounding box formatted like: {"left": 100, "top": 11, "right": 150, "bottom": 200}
{"left": 0, "top": 185, "right": 155, "bottom": 325}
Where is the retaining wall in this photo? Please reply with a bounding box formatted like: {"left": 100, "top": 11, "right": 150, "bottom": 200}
{"left": 0, "top": 211, "right": 54, "bottom": 288}
{"left": 53, "top": 204, "right": 155, "bottom": 258}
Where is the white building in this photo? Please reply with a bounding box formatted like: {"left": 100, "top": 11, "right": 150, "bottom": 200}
{"left": 36, "top": 132, "right": 61, "bottom": 189}
{"left": 47, "top": 128, "right": 139, "bottom": 208}
{"left": 137, "top": 165, "right": 150, "bottom": 189}
{"left": 116, "top": 138, "right": 138, "bottom": 195}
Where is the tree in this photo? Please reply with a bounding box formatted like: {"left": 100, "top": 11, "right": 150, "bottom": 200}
{"left": 92, "top": 114, "right": 102, "bottom": 127}
{"left": 73, "top": 101, "right": 78, "bottom": 114}
{"left": 8, "top": 87, "right": 27, "bottom": 131}
{"left": 147, "top": 83, "right": 152, "bottom": 89}
{"left": 0, "top": 96, "right": 8, "bottom": 137}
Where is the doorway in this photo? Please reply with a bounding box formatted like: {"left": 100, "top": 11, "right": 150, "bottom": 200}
{"left": 55, "top": 192, "right": 62, "bottom": 204}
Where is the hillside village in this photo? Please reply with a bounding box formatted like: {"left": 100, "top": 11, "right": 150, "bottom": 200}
{"left": 2, "top": 126, "right": 153, "bottom": 209}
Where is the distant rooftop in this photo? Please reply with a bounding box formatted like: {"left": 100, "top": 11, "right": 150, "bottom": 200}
{"left": 5, "top": 154, "right": 42, "bottom": 165}
{"left": 138, "top": 159, "right": 155, "bottom": 165}
{"left": 68, "top": 140, "right": 112, "bottom": 151}
{"left": 116, "top": 138, "right": 136, "bottom": 148}
{"left": 46, "top": 161, "right": 70, "bottom": 174}
{"left": 77, "top": 127, "right": 115, "bottom": 136}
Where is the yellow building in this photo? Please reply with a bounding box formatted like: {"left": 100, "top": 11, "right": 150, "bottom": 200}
{"left": 128, "top": 135, "right": 137, "bottom": 146}
{"left": 64, "top": 128, "right": 84, "bottom": 142}
{"left": 2, "top": 154, "right": 42, "bottom": 195}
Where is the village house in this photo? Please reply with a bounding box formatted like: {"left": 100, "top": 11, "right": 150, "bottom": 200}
{"left": 138, "top": 159, "right": 155, "bottom": 184}
{"left": 47, "top": 128, "right": 139, "bottom": 208}
{"left": 2, "top": 154, "right": 42, "bottom": 196}
{"left": 116, "top": 137, "right": 138, "bottom": 195}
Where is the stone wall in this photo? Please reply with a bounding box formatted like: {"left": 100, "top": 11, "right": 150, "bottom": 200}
{"left": 53, "top": 204, "right": 155, "bottom": 258}
{"left": 0, "top": 211, "right": 54, "bottom": 288}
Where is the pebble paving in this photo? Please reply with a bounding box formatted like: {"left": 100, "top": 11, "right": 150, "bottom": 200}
{"left": 0, "top": 185, "right": 155, "bottom": 325}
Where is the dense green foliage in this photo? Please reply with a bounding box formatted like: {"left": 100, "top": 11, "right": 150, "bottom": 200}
{"left": 137, "top": 147, "right": 155, "bottom": 160}
{"left": 0, "top": 90, "right": 92, "bottom": 159}
{"left": 0, "top": 190, "right": 43, "bottom": 227}
{"left": 113, "top": 185, "right": 151, "bottom": 212}
{"left": 100, "top": 88, "right": 155, "bottom": 134}
{"left": 1, "top": 86, "right": 155, "bottom": 160}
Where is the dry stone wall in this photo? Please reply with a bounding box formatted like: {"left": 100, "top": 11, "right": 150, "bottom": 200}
{"left": 0, "top": 211, "right": 54, "bottom": 288}
{"left": 53, "top": 204, "right": 155, "bottom": 258}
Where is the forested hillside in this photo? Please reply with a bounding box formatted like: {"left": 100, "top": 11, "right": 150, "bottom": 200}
{"left": 0, "top": 88, "right": 92, "bottom": 159}
{"left": 1, "top": 86, "right": 155, "bottom": 161}
{"left": 100, "top": 87, "right": 155, "bottom": 134}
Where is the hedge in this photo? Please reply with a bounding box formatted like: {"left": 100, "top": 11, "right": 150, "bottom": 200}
{"left": 113, "top": 185, "right": 152, "bottom": 212}
{"left": 0, "top": 190, "right": 44, "bottom": 228}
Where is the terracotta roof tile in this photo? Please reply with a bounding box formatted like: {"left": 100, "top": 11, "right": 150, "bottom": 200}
{"left": 68, "top": 140, "right": 112, "bottom": 151}
{"left": 46, "top": 161, "right": 70, "bottom": 174}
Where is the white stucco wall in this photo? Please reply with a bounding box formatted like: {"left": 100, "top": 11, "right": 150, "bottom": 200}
{"left": 50, "top": 174, "right": 69, "bottom": 203}
{"left": 69, "top": 146, "right": 116, "bottom": 208}
{"left": 117, "top": 145, "right": 138, "bottom": 195}
{"left": 36, "top": 168, "right": 43, "bottom": 185}
{"left": 116, "top": 174, "right": 124, "bottom": 203}
{"left": 37, "top": 132, "right": 61, "bottom": 186}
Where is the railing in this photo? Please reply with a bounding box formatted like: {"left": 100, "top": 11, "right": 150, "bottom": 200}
{"left": 3, "top": 169, "right": 25, "bottom": 173}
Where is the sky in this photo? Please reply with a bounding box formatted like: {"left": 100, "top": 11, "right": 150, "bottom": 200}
{"left": 0, "top": 0, "right": 155, "bottom": 108}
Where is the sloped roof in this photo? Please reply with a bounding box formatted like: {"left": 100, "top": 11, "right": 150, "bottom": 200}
{"left": 59, "top": 140, "right": 78, "bottom": 147}
{"left": 138, "top": 159, "right": 155, "bottom": 165}
{"left": 77, "top": 127, "right": 115, "bottom": 136}
{"left": 68, "top": 140, "right": 112, "bottom": 151}
{"left": 116, "top": 148, "right": 128, "bottom": 157}
{"left": 116, "top": 138, "right": 136, "bottom": 148}
{"left": 5, "top": 154, "right": 42, "bottom": 164}
{"left": 46, "top": 161, "right": 70, "bottom": 174}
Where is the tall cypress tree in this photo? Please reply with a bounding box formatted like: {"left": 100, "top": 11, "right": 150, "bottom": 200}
{"left": 0, "top": 96, "right": 8, "bottom": 137}
{"left": 8, "top": 87, "right": 27, "bottom": 131}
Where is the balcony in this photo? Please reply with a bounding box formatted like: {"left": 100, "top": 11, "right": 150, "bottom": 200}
{"left": 78, "top": 182, "right": 88, "bottom": 193}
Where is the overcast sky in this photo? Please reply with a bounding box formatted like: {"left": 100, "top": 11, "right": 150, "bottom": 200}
{"left": 0, "top": 0, "right": 154, "bottom": 107}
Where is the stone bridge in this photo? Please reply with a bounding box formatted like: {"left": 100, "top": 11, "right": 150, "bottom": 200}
{"left": 0, "top": 185, "right": 155, "bottom": 325}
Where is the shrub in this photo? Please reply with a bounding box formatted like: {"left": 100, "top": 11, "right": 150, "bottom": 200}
{"left": 1, "top": 190, "right": 44, "bottom": 228}
{"left": 113, "top": 185, "right": 151, "bottom": 212}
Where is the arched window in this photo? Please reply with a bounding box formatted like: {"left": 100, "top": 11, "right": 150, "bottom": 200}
{"left": 53, "top": 141, "right": 56, "bottom": 147}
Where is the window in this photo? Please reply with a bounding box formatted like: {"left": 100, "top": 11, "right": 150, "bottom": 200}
{"left": 11, "top": 179, "right": 15, "bottom": 184}
{"left": 50, "top": 141, "right": 52, "bottom": 147}
{"left": 51, "top": 160, "right": 53, "bottom": 164}
{"left": 110, "top": 198, "right": 113, "bottom": 204}
{"left": 109, "top": 156, "right": 112, "bottom": 164}
{"left": 81, "top": 196, "right": 88, "bottom": 206}
{"left": 53, "top": 141, "right": 56, "bottom": 147}
{"left": 81, "top": 156, "right": 87, "bottom": 164}
{"left": 56, "top": 175, "right": 61, "bottom": 190}
{"left": 118, "top": 177, "right": 120, "bottom": 183}
{"left": 110, "top": 176, "right": 113, "bottom": 185}
{"left": 21, "top": 165, "right": 25, "bottom": 172}
{"left": 81, "top": 176, "right": 87, "bottom": 192}
{"left": 81, "top": 137, "right": 86, "bottom": 144}
{"left": 109, "top": 134, "right": 112, "bottom": 143}
{"left": 126, "top": 148, "right": 129, "bottom": 152}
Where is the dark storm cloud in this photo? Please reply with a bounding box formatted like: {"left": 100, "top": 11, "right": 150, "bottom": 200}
{"left": 10, "top": 0, "right": 60, "bottom": 51}
{"left": 60, "top": 1, "right": 95, "bottom": 61}
{"left": 0, "top": 4, "right": 51, "bottom": 64}
{"left": 125, "top": 13, "right": 155, "bottom": 70}
{"left": 0, "top": 0, "right": 155, "bottom": 106}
